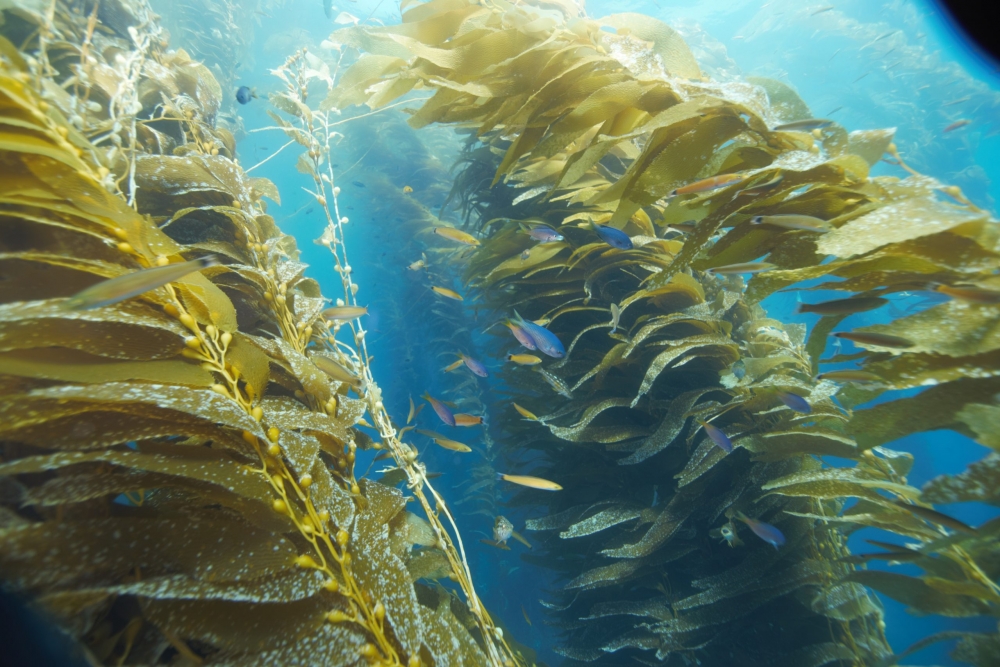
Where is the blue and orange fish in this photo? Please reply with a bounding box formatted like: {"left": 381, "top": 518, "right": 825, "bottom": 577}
{"left": 422, "top": 393, "right": 456, "bottom": 427}
{"left": 513, "top": 310, "right": 565, "bottom": 358}
{"left": 735, "top": 512, "right": 786, "bottom": 549}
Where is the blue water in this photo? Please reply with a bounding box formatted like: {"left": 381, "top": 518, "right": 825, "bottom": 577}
{"left": 225, "top": 1, "right": 1000, "bottom": 664}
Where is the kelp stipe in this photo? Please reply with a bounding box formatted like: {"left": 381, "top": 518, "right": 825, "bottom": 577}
{"left": 0, "top": 1, "right": 507, "bottom": 665}
{"left": 328, "top": 0, "right": 1000, "bottom": 663}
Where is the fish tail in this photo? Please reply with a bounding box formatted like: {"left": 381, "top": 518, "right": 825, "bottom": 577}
{"left": 199, "top": 254, "right": 221, "bottom": 268}
{"left": 795, "top": 303, "right": 812, "bottom": 314}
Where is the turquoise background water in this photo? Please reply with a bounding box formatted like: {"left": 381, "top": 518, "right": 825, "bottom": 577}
{"left": 222, "top": 1, "right": 1000, "bottom": 663}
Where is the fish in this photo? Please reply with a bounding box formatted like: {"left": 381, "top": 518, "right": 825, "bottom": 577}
{"left": 312, "top": 355, "right": 362, "bottom": 386}
{"left": 893, "top": 501, "right": 977, "bottom": 534}
{"left": 750, "top": 214, "right": 830, "bottom": 233}
{"left": 774, "top": 390, "right": 811, "bottom": 414}
{"left": 235, "top": 86, "right": 258, "bottom": 105}
{"left": 697, "top": 419, "right": 733, "bottom": 453}
{"left": 734, "top": 512, "right": 786, "bottom": 549}
{"left": 507, "top": 353, "right": 542, "bottom": 366}
{"left": 852, "top": 72, "right": 870, "bottom": 84}
{"left": 65, "top": 256, "right": 219, "bottom": 310}
{"left": 592, "top": 223, "right": 633, "bottom": 250}
{"left": 536, "top": 368, "right": 572, "bottom": 398}
{"left": 609, "top": 303, "right": 621, "bottom": 333}
{"left": 814, "top": 369, "right": 883, "bottom": 383}
{"left": 513, "top": 310, "right": 565, "bottom": 357}
{"left": 454, "top": 414, "right": 483, "bottom": 426}
{"left": 522, "top": 605, "right": 532, "bottom": 626}
{"left": 513, "top": 403, "right": 540, "bottom": 421}
{"left": 442, "top": 359, "right": 464, "bottom": 373}
{"left": 520, "top": 249, "right": 531, "bottom": 260}
{"left": 772, "top": 118, "right": 833, "bottom": 132}
{"left": 668, "top": 220, "right": 698, "bottom": 234}
{"left": 321, "top": 305, "right": 368, "bottom": 320}
{"left": 493, "top": 515, "right": 513, "bottom": 544}
{"left": 706, "top": 262, "right": 775, "bottom": 276}
{"left": 944, "top": 119, "right": 971, "bottom": 133}
{"left": 458, "top": 353, "right": 489, "bottom": 378}
{"left": 832, "top": 331, "right": 915, "bottom": 349}
{"left": 422, "top": 393, "right": 456, "bottom": 427}
{"left": 811, "top": 5, "right": 834, "bottom": 15}
{"left": 523, "top": 224, "right": 564, "bottom": 242}
{"left": 504, "top": 319, "right": 537, "bottom": 350}
{"left": 497, "top": 473, "right": 562, "bottom": 491}
{"left": 511, "top": 531, "right": 532, "bottom": 549}
{"left": 407, "top": 396, "right": 423, "bottom": 424}
{"left": 416, "top": 429, "right": 472, "bottom": 453}
{"left": 730, "top": 359, "right": 746, "bottom": 380}
{"left": 709, "top": 521, "right": 743, "bottom": 547}
{"left": 738, "top": 173, "right": 784, "bottom": 195}
{"left": 826, "top": 106, "right": 844, "bottom": 115}
{"left": 942, "top": 95, "right": 972, "bottom": 108}
{"left": 408, "top": 254, "right": 427, "bottom": 271}
{"left": 352, "top": 180, "right": 365, "bottom": 188}
{"left": 433, "top": 227, "right": 480, "bottom": 246}
{"left": 431, "top": 286, "right": 464, "bottom": 301}
{"left": 323, "top": 0, "right": 333, "bottom": 18}
{"left": 480, "top": 538, "right": 511, "bottom": 551}
{"left": 669, "top": 173, "right": 744, "bottom": 197}
{"left": 933, "top": 283, "right": 1000, "bottom": 304}
{"left": 402, "top": 185, "right": 413, "bottom": 193}
{"left": 796, "top": 296, "right": 888, "bottom": 315}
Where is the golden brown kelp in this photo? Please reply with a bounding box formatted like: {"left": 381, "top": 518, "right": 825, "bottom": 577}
{"left": 326, "top": 0, "right": 1000, "bottom": 663}
{"left": 254, "top": 49, "right": 523, "bottom": 665}
{"left": 0, "top": 2, "right": 501, "bottom": 665}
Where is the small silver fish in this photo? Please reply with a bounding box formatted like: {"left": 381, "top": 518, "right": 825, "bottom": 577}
{"left": 66, "top": 256, "right": 219, "bottom": 310}
{"left": 609, "top": 303, "right": 621, "bottom": 333}
{"left": 312, "top": 355, "right": 362, "bottom": 386}
{"left": 537, "top": 368, "right": 572, "bottom": 398}
{"left": 494, "top": 516, "right": 514, "bottom": 544}
{"left": 772, "top": 119, "right": 833, "bottom": 132}
{"left": 709, "top": 521, "right": 743, "bottom": 548}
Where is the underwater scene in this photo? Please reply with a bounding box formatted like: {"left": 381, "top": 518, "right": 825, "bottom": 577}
{"left": 1, "top": 0, "right": 999, "bottom": 665}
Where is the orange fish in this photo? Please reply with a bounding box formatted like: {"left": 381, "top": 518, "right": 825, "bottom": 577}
{"left": 454, "top": 414, "right": 483, "bottom": 426}
{"left": 669, "top": 173, "right": 744, "bottom": 197}
{"left": 944, "top": 119, "right": 971, "bottom": 133}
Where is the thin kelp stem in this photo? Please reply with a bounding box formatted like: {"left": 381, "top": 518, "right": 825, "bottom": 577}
{"left": 268, "top": 49, "right": 519, "bottom": 666}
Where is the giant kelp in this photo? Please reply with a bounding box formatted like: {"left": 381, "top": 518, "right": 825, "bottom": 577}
{"left": 327, "top": 0, "right": 1000, "bottom": 664}
{"left": 0, "top": 1, "right": 514, "bottom": 665}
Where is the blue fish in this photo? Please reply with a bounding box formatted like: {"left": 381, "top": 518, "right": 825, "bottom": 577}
{"left": 775, "top": 390, "right": 811, "bottom": 414}
{"left": 593, "top": 223, "right": 633, "bottom": 250}
{"left": 503, "top": 319, "right": 537, "bottom": 350}
{"left": 422, "top": 393, "right": 456, "bottom": 427}
{"left": 525, "top": 224, "right": 564, "bottom": 242}
{"left": 236, "top": 86, "right": 257, "bottom": 105}
{"left": 460, "top": 353, "right": 489, "bottom": 378}
{"left": 735, "top": 512, "right": 786, "bottom": 549}
{"left": 513, "top": 310, "right": 565, "bottom": 358}
{"left": 697, "top": 419, "right": 733, "bottom": 453}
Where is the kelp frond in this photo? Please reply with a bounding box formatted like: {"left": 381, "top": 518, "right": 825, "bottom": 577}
{"left": 0, "top": 2, "right": 502, "bottom": 665}
{"left": 327, "top": 0, "right": 1000, "bottom": 663}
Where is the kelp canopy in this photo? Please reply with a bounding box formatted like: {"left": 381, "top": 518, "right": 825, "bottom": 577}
{"left": 328, "top": 0, "right": 1000, "bottom": 664}
{"left": 0, "top": 1, "right": 519, "bottom": 665}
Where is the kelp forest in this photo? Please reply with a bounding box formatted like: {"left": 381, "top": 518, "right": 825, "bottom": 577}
{"left": 0, "top": 1, "right": 998, "bottom": 666}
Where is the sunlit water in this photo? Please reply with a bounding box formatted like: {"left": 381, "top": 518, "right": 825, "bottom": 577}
{"left": 211, "top": 1, "right": 1000, "bottom": 663}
